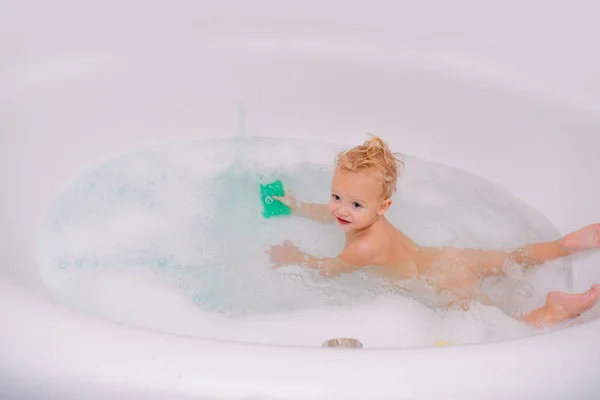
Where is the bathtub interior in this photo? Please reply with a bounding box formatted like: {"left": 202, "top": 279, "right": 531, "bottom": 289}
{"left": 3, "top": 39, "right": 600, "bottom": 345}
{"left": 3, "top": 1, "right": 600, "bottom": 348}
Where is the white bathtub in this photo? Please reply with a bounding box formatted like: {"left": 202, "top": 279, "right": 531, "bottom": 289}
{"left": 2, "top": 1, "right": 600, "bottom": 399}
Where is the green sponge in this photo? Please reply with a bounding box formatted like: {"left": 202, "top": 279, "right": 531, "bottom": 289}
{"left": 260, "top": 179, "right": 292, "bottom": 218}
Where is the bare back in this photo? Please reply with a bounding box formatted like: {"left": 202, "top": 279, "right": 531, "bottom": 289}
{"left": 345, "top": 218, "right": 485, "bottom": 300}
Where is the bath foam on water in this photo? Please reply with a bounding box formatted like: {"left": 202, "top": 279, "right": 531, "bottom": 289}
{"left": 48, "top": 266, "right": 533, "bottom": 348}
{"left": 37, "top": 136, "right": 571, "bottom": 347}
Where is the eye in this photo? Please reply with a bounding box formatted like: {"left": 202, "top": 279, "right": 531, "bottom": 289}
{"left": 352, "top": 202, "right": 362, "bottom": 209}
{"left": 332, "top": 194, "right": 340, "bottom": 201}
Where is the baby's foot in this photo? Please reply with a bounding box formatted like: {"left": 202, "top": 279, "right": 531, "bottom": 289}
{"left": 559, "top": 223, "right": 600, "bottom": 254}
{"left": 545, "top": 284, "right": 600, "bottom": 322}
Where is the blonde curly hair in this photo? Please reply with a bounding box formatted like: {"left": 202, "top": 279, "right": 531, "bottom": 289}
{"left": 335, "top": 134, "right": 404, "bottom": 200}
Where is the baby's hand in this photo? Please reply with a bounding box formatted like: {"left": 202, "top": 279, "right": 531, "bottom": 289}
{"left": 267, "top": 240, "right": 303, "bottom": 268}
{"left": 272, "top": 189, "right": 299, "bottom": 211}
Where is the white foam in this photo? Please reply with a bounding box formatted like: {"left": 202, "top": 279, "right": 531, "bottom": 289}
{"left": 37, "top": 137, "right": 570, "bottom": 348}
{"left": 50, "top": 266, "right": 533, "bottom": 348}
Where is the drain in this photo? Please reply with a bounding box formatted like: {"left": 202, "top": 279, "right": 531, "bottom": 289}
{"left": 321, "top": 338, "right": 363, "bottom": 348}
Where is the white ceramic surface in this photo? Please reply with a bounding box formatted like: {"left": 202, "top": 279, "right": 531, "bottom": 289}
{"left": 2, "top": 1, "right": 600, "bottom": 399}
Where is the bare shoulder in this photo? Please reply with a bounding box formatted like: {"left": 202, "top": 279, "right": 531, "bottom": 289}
{"left": 339, "top": 235, "right": 380, "bottom": 267}
{"left": 391, "top": 224, "right": 420, "bottom": 250}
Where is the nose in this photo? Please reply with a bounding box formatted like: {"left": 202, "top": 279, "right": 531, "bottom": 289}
{"left": 337, "top": 204, "right": 351, "bottom": 217}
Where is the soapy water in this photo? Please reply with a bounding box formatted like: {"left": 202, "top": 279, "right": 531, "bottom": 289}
{"left": 37, "top": 136, "right": 572, "bottom": 347}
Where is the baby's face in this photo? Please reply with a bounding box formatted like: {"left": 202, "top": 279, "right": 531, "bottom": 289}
{"left": 328, "top": 168, "right": 390, "bottom": 233}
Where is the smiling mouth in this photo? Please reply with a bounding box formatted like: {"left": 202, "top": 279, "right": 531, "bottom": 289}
{"left": 336, "top": 217, "right": 350, "bottom": 225}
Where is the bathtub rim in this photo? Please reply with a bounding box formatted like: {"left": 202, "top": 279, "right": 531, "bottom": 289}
{"left": 3, "top": 275, "right": 600, "bottom": 399}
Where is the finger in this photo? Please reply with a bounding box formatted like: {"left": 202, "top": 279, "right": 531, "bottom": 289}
{"left": 272, "top": 196, "right": 290, "bottom": 205}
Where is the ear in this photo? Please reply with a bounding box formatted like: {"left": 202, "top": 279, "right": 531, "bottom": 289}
{"left": 377, "top": 198, "right": 392, "bottom": 215}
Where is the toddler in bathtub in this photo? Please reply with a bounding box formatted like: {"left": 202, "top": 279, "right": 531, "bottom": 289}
{"left": 267, "top": 135, "right": 600, "bottom": 327}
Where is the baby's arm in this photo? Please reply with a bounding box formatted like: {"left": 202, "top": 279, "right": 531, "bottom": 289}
{"left": 273, "top": 190, "right": 333, "bottom": 223}
{"left": 268, "top": 240, "right": 373, "bottom": 277}
{"left": 292, "top": 201, "right": 334, "bottom": 223}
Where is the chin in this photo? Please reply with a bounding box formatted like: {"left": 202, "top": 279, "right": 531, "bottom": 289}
{"left": 340, "top": 222, "right": 359, "bottom": 233}
{"left": 335, "top": 220, "right": 352, "bottom": 231}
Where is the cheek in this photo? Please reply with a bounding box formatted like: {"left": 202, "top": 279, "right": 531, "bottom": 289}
{"left": 356, "top": 207, "right": 374, "bottom": 219}
{"left": 352, "top": 207, "right": 367, "bottom": 218}
{"left": 328, "top": 201, "right": 336, "bottom": 214}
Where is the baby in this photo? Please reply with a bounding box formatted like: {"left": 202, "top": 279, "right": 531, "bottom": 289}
{"left": 267, "top": 135, "right": 600, "bottom": 327}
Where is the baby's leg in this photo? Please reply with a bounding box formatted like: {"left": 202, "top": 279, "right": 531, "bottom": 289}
{"left": 456, "top": 223, "right": 600, "bottom": 278}
{"left": 443, "top": 244, "right": 562, "bottom": 279}
{"left": 559, "top": 223, "right": 600, "bottom": 253}
{"left": 513, "top": 223, "right": 600, "bottom": 266}
{"left": 520, "top": 284, "right": 600, "bottom": 328}
{"left": 473, "top": 242, "right": 568, "bottom": 277}
{"left": 448, "top": 291, "right": 494, "bottom": 311}
{"left": 453, "top": 285, "right": 600, "bottom": 328}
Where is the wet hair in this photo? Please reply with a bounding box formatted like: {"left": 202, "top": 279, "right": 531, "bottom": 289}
{"left": 335, "top": 134, "right": 404, "bottom": 200}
